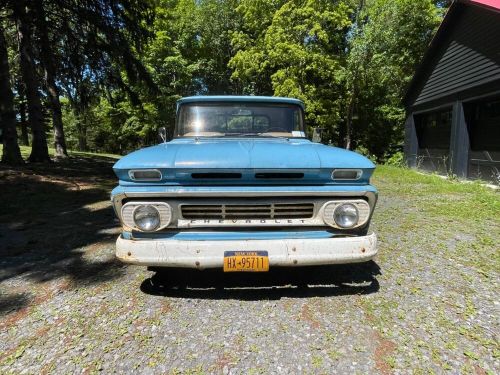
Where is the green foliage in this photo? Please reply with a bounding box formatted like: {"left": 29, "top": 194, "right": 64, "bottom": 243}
{"left": 345, "top": 0, "right": 441, "bottom": 158}
{"left": 1, "top": 0, "right": 448, "bottom": 158}
{"left": 62, "top": 96, "right": 160, "bottom": 154}
{"left": 231, "top": 0, "right": 354, "bottom": 137}
{"left": 229, "top": 0, "right": 441, "bottom": 158}
{"left": 385, "top": 151, "right": 405, "bottom": 167}
{"left": 229, "top": 0, "right": 286, "bottom": 95}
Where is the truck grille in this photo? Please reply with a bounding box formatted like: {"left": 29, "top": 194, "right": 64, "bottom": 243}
{"left": 181, "top": 203, "right": 314, "bottom": 219}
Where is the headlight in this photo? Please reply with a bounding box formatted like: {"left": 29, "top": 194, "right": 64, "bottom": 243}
{"left": 122, "top": 202, "right": 172, "bottom": 231}
{"left": 133, "top": 205, "right": 161, "bottom": 231}
{"left": 333, "top": 203, "right": 359, "bottom": 228}
{"left": 322, "top": 200, "right": 370, "bottom": 229}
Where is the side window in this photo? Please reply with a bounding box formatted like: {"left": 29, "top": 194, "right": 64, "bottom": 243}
{"left": 293, "top": 110, "right": 301, "bottom": 131}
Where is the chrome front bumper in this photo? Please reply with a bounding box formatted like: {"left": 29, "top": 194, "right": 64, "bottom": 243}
{"left": 116, "top": 233, "right": 377, "bottom": 268}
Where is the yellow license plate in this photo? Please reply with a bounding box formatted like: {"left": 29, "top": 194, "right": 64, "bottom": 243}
{"left": 223, "top": 251, "right": 269, "bottom": 272}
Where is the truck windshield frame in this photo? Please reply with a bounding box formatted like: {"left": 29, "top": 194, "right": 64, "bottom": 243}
{"left": 175, "top": 102, "right": 306, "bottom": 138}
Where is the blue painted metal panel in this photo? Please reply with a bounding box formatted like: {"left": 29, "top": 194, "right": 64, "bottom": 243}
{"left": 126, "top": 229, "right": 341, "bottom": 241}
{"left": 113, "top": 138, "right": 375, "bottom": 185}
{"left": 176, "top": 95, "right": 305, "bottom": 110}
{"left": 114, "top": 168, "right": 374, "bottom": 186}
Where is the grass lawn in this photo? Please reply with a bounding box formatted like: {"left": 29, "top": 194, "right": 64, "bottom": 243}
{"left": 0, "top": 144, "right": 121, "bottom": 160}
{"left": 0, "top": 154, "right": 499, "bottom": 373}
{"left": 373, "top": 165, "right": 499, "bottom": 272}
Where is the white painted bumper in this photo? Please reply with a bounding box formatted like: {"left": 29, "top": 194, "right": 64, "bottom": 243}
{"left": 116, "top": 233, "right": 377, "bottom": 268}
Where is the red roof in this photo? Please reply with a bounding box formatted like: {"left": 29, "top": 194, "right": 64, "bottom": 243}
{"left": 469, "top": 0, "right": 500, "bottom": 10}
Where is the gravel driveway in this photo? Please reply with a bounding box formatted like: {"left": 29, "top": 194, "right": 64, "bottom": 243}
{"left": 0, "top": 160, "right": 498, "bottom": 374}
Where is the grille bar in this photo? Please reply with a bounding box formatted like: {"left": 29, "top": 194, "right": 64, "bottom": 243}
{"left": 181, "top": 203, "right": 314, "bottom": 220}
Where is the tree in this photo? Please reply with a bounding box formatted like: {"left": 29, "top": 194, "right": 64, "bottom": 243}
{"left": 16, "top": 81, "right": 30, "bottom": 146}
{"left": 1, "top": 0, "right": 447, "bottom": 162}
{"left": 230, "top": 0, "right": 287, "bottom": 95}
{"left": 232, "top": 0, "right": 354, "bottom": 139}
{"left": 196, "top": 0, "right": 241, "bottom": 94}
{"left": 52, "top": 0, "right": 157, "bottom": 151}
{"left": 12, "top": 0, "right": 50, "bottom": 162}
{"left": 0, "top": 20, "right": 23, "bottom": 164}
{"left": 33, "top": 0, "right": 67, "bottom": 157}
{"left": 345, "top": 0, "right": 441, "bottom": 157}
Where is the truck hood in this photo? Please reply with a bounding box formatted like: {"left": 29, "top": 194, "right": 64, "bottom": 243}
{"left": 113, "top": 138, "right": 375, "bottom": 185}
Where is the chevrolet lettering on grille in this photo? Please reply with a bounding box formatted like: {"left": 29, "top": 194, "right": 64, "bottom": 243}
{"left": 178, "top": 218, "right": 309, "bottom": 228}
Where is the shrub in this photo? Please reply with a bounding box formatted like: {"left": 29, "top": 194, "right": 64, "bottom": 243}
{"left": 385, "top": 151, "right": 406, "bottom": 167}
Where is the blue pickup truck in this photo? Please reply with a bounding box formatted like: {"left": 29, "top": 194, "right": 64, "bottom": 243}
{"left": 111, "top": 96, "right": 377, "bottom": 273}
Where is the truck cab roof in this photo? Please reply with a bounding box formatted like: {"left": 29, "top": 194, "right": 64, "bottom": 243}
{"left": 176, "top": 96, "right": 305, "bottom": 110}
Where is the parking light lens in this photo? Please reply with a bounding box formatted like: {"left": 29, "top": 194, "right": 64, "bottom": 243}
{"left": 331, "top": 169, "right": 362, "bottom": 180}
{"left": 129, "top": 169, "right": 162, "bottom": 181}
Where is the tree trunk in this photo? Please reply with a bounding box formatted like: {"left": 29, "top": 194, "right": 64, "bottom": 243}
{"left": 76, "top": 114, "right": 87, "bottom": 151}
{"left": 344, "top": 95, "right": 354, "bottom": 150}
{"left": 18, "top": 87, "right": 29, "bottom": 146}
{"left": 15, "top": 31, "right": 29, "bottom": 147}
{"left": 33, "top": 1, "right": 67, "bottom": 158}
{"left": 0, "top": 22, "right": 23, "bottom": 165}
{"left": 13, "top": 0, "right": 50, "bottom": 162}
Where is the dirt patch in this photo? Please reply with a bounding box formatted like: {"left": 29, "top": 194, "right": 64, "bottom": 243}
{"left": 212, "top": 352, "right": 237, "bottom": 373}
{"left": 160, "top": 301, "right": 173, "bottom": 314}
{"left": 373, "top": 331, "right": 396, "bottom": 375}
{"left": 300, "top": 303, "right": 321, "bottom": 329}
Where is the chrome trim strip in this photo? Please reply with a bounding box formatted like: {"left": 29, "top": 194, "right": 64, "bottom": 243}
{"left": 118, "top": 190, "right": 375, "bottom": 198}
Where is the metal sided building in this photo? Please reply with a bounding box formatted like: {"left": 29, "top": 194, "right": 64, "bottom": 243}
{"left": 404, "top": 0, "right": 500, "bottom": 183}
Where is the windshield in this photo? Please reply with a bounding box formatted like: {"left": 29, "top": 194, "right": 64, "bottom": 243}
{"left": 175, "top": 103, "right": 305, "bottom": 138}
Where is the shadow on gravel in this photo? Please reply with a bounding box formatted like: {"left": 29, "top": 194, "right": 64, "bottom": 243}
{"left": 0, "top": 156, "right": 123, "bottom": 294}
{"left": 140, "top": 261, "right": 381, "bottom": 300}
{"left": 0, "top": 293, "right": 30, "bottom": 316}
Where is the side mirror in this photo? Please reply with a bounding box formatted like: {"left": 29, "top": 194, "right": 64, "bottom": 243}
{"left": 158, "top": 127, "right": 167, "bottom": 143}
